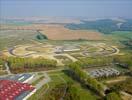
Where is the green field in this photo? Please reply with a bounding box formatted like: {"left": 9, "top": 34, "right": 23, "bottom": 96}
{"left": 0, "top": 30, "right": 38, "bottom": 50}
{"left": 29, "top": 71, "right": 98, "bottom": 100}
{"left": 110, "top": 31, "right": 132, "bottom": 40}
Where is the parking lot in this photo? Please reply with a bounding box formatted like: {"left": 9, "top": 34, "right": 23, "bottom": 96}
{"left": 0, "top": 73, "right": 34, "bottom": 83}
{"left": 88, "top": 67, "right": 120, "bottom": 78}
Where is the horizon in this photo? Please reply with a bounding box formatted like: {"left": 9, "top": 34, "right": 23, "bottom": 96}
{"left": 0, "top": 0, "right": 132, "bottom": 19}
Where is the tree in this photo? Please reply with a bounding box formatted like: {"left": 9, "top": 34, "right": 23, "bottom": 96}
{"left": 65, "top": 85, "right": 80, "bottom": 100}
{"left": 105, "top": 92, "right": 122, "bottom": 100}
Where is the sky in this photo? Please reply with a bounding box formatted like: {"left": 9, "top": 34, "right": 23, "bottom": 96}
{"left": 0, "top": 0, "right": 132, "bottom": 18}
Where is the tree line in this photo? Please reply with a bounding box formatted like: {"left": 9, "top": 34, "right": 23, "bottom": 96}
{"left": 7, "top": 57, "right": 57, "bottom": 73}
{"left": 65, "top": 19, "right": 132, "bottom": 34}
{"left": 74, "top": 55, "right": 132, "bottom": 70}
{"left": 68, "top": 62, "right": 106, "bottom": 96}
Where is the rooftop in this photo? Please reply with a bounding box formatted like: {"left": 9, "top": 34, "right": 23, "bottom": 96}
{"left": 0, "top": 80, "right": 34, "bottom": 100}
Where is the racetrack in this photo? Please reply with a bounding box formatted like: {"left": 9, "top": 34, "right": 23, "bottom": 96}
{"left": 3, "top": 43, "right": 120, "bottom": 65}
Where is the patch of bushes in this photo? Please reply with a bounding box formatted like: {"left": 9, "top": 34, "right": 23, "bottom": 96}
{"left": 36, "top": 33, "right": 47, "bottom": 40}
{"left": 105, "top": 92, "right": 122, "bottom": 100}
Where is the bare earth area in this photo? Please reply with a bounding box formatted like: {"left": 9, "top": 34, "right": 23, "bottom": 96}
{"left": 40, "top": 24, "right": 102, "bottom": 40}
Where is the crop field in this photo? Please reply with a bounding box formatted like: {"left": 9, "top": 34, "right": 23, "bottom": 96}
{"left": 39, "top": 24, "right": 103, "bottom": 40}
{"left": 0, "top": 24, "right": 103, "bottom": 40}
{"left": 1, "top": 23, "right": 131, "bottom": 51}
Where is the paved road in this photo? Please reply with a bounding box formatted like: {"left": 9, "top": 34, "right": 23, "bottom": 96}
{"left": 5, "top": 62, "right": 12, "bottom": 75}
{"left": 35, "top": 72, "right": 51, "bottom": 90}
{"left": 21, "top": 68, "right": 66, "bottom": 75}
{"left": 27, "top": 73, "right": 39, "bottom": 84}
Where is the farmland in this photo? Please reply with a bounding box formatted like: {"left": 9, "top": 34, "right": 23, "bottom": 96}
{"left": 39, "top": 24, "right": 102, "bottom": 40}
{"left": 0, "top": 23, "right": 103, "bottom": 41}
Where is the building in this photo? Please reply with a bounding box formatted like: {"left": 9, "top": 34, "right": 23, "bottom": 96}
{"left": 0, "top": 74, "right": 34, "bottom": 83}
{"left": 0, "top": 80, "right": 35, "bottom": 100}
{"left": 62, "top": 46, "right": 80, "bottom": 52}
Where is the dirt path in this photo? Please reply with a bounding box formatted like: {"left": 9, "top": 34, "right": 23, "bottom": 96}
{"left": 56, "top": 53, "right": 78, "bottom": 62}
{"left": 121, "top": 91, "right": 132, "bottom": 100}
{"left": 109, "top": 46, "right": 120, "bottom": 55}
{"left": 105, "top": 76, "right": 129, "bottom": 84}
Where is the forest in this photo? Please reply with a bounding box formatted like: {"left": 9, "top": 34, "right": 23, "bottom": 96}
{"left": 65, "top": 19, "right": 132, "bottom": 34}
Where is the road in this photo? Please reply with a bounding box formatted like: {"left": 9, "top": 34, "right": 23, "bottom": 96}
{"left": 35, "top": 72, "right": 51, "bottom": 90}
{"left": 5, "top": 62, "right": 12, "bottom": 75}
{"left": 55, "top": 53, "right": 78, "bottom": 62}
